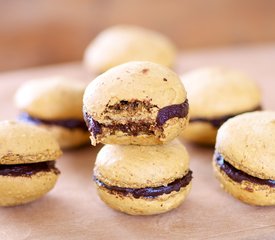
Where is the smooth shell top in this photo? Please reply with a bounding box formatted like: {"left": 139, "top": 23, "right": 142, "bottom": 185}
{"left": 0, "top": 121, "right": 62, "bottom": 164}
{"left": 84, "top": 25, "right": 176, "bottom": 73}
{"left": 216, "top": 111, "right": 275, "bottom": 180}
{"left": 15, "top": 76, "right": 86, "bottom": 120}
{"left": 83, "top": 61, "right": 187, "bottom": 119}
{"left": 181, "top": 67, "right": 261, "bottom": 118}
{"left": 94, "top": 140, "right": 189, "bottom": 188}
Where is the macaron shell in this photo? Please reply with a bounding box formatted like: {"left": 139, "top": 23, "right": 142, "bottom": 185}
{"left": 94, "top": 141, "right": 189, "bottom": 188}
{"left": 93, "top": 117, "right": 189, "bottom": 146}
{"left": 38, "top": 124, "right": 90, "bottom": 149}
{"left": 0, "top": 121, "right": 62, "bottom": 164}
{"left": 84, "top": 25, "right": 176, "bottom": 73}
{"left": 15, "top": 76, "right": 86, "bottom": 120}
{"left": 92, "top": 134, "right": 163, "bottom": 146}
{"left": 0, "top": 171, "right": 59, "bottom": 207}
{"left": 213, "top": 161, "right": 275, "bottom": 206}
{"left": 95, "top": 182, "right": 191, "bottom": 215}
{"left": 181, "top": 122, "right": 217, "bottom": 145}
{"left": 83, "top": 61, "right": 187, "bottom": 119}
{"left": 216, "top": 111, "right": 275, "bottom": 180}
{"left": 181, "top": 67, "right": 261, "bottom": 118}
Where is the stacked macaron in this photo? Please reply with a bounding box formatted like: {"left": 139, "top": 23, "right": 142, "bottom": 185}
{"left": 0, "top": 121, "right": 62, "bottom": 206}
{"left": 83, "top": 61, "right": 192, "bottom": 215}
{"left": 15, "top": 76, "right": 90, "bottom": 149}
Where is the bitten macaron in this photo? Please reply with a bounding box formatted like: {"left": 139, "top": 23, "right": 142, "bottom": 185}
{"left": 83, "top": 61, "right": 189, "bottom": 146}
{"left": 181, "top": 67, "right": 261, "bottom": 145}
{"left": 93, "top": 141, "right": 192, "bottom": 215}
{"left": 213, "top": 111, "right": 275, "bottom": 206}
{"left": 0, "top": 121, "right": 62, "bottom": 206}
{"left": 15, "top": 76, "right": 90, "bottom": 149}
{"left": 84, "top": 25, "right": 177, "bottom": 74}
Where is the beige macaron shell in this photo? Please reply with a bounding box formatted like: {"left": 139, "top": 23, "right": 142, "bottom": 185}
{"left": 182, "top": 122, "right": 217, "bottom": 145}
{"left": 84, "top": 25, "right": 176, "bottom": 73}
{"left": 94, "top": 140, "right": 189, "bottom": 188}
{"left": 38, "top": 124, "right": 89, "bottom": 149}
{"left": 96, "top": 182, "right": 191, "bottom": 215}
{"left": 83, "top": 61, "right": 187, "bottom": 119}
{"left": 213, "top": 162, "right": 275, "bottom": 206}
{"left": 216, "top": 111, "right": 275, "bottom": 180}
{"left": 181, "top": 67, "right": 261, "bottom": 118}
{"left": 0, "top": 171, "right": 59, "bottom": 207}
{"left": 0, "top": 121, "right": 62, "bottom": 164}
{"left": 15, "top": 76, "right": 86, "bottom": 120}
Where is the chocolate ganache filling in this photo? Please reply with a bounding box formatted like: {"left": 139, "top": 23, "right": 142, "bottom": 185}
{"left": 215, "top": 153, "right": 275, "bottom": 187}
{"left": 0, "top": 161, "right": 60, "bottom": 177}
{"left": 94, "top": 170, "right": 192, "bottom": 198}
{"left": 19, "top": 112, "right": 87, "bottom": 130}
{"left": 190, "top": 106, "right": 261, "bottom": 129}
{"left": 84, "top": 99, "right": 189, "bottom": 137}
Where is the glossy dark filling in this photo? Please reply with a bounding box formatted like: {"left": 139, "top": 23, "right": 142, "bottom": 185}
{"left": 94, "top": 170, "right": 192, "bottom": 199}
{"left": 190, "top": 106, "right": 262, "bottom": 128}
{"left": 215, "top": 153, "right": 275, "bottom": 187}
{"left": 156, "top": 99, "right": 189, "bottom": 126}
{"left": 0, "top": 161, "right": 60, "bottom": 177}
{"left": 84, "top": 99, "right": 189, "bottom": 137}
{"left": 19, "top": 112, "right": 87, "bottom": 130}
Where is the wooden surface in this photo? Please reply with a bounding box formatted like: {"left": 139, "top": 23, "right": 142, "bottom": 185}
{"left": 0, "top": 45, "right": 275, "bottom": 240}
{"left": 1, "top": 0, "right": 275, "bottom": 71}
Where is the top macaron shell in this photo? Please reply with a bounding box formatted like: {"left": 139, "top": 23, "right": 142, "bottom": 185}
{"left": 0, "top": 121, "right": 62, "bottom": 164}
{"left": 83, "top": 61, "right": 187, "bottom": 120}
{"left": 15, "top": 76, "right": 86, "bottom": 120}
{"left": 84, "top": 25, "right": 177, "bottom": 73}
{"left": 216, "top": 111, "right": 275, "bottom": 180}
{"left": 181, "top": 67, "right": 261, "bottom": 118}
{"left": 94, "top": 140, "right": 189, "bottom": 188}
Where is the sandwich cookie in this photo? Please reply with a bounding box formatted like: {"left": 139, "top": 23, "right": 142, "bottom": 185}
{"left": 84, "top": 25, "right": 177, "bottom": 74}
{"left": 0, "top": 121, "right": 62, "bottom": 206}
{"left": 181, "top": 67, "right": 261, "bottom": 145}
{"left": 15, "top": 76, "right": 90, "bottom": 149}
{"left": 213, "top": 111, "right": 275, "bottom": 206}
{"left": 93, "top": 141, "right": 192, "bottom": 215}
{"left": 83, "top": 61, "right": 189, "bottom": 146}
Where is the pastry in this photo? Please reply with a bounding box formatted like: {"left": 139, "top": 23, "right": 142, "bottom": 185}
{"left": 84, "top": 25, "right": 177, "bottom": 74}
{"left": 15, "top": 76, "right": 90, "bottom": 149}
{"left": 83, "top": 61, "right": 189, "bottom": 145}
{"left": 181, "top": 67, "right": 261, "bottom": 145}
{"left": 213, "top": 111, "right": 275, "bottom": 205}
{"left": 0, "top": 121, "right": 62, "bottom": 206}
{"left": 93, "top": 141, "right": 192, "bottom": 215}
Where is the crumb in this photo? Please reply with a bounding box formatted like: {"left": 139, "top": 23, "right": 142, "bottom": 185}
{"left": 142, "top": 69, "right": 149, "bottom": 74}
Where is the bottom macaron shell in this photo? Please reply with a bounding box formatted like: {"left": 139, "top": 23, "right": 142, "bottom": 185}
{"left": 213, "top": 162, "right": 275, "bottom": 206}
{"left": 0, "top": 171, "right": 59, "bottom": 207}
{"left": 41, "top": 124, "right": 90, "bottom": 149}
{"left": 95, "top": 182, "right": 191, "bottom": 215}
{"left": 181, "top": 122, "right": 217, "bottom": 145}
{"left": 97, "top": 117, "right": 188, "bottom": 145}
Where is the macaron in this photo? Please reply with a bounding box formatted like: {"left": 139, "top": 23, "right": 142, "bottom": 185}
{"left": 83, "top": 61, "right": 189, "bottom": 146}
{"left": 0, "top": 121, "right": 62, "bottom": 206}
{"left": 213, "top": 111, "right": 275, "bottom": 206}
{"left": 15, "top": 76, "right": 90, "bottom": 149}
{"left": 180, "top": 67, "right": 261, "bottom": 145}
{"left": 84, "top": 25, "right": 177, "bottom": 74}
{"left": 93, "top": 141, "right": 192, "bottom": 215}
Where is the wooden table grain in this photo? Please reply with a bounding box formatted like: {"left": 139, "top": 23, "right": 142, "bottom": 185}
{"left": 0, "top": 44, "right": 274, "bottom": 240}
